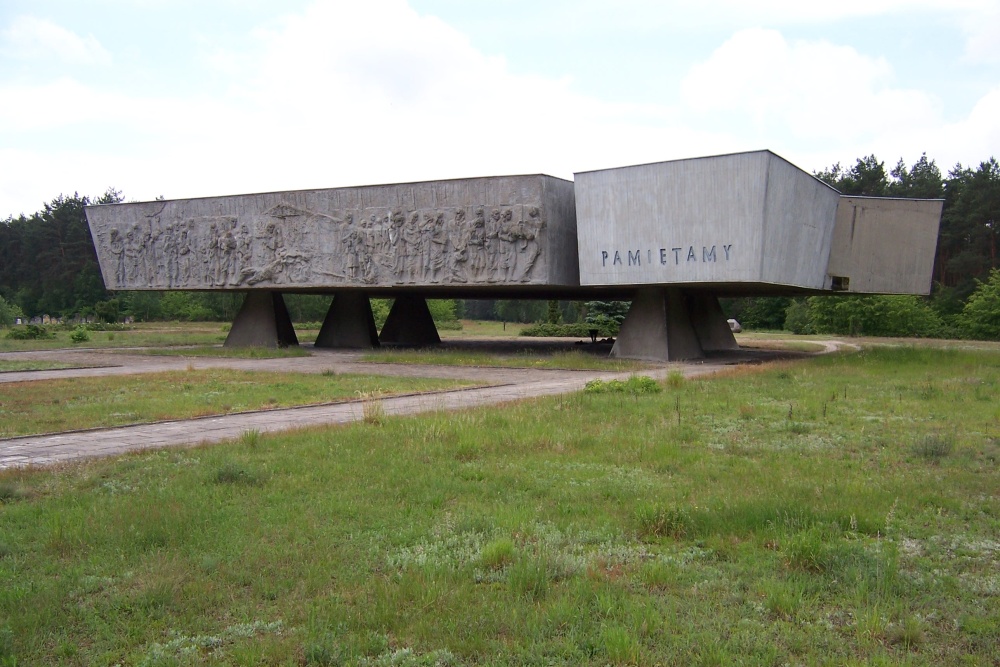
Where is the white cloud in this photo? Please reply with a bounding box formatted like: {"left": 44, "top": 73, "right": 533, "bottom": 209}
{"left": 1, "top": 0, "right": 996, "bottom": 217}
{"left": 679, "top": 28, "right": 940, "bottom": 142}
{"left": 962, "top": 5, "right": 1000, "bottom": 64}
{"left": 1, "top": 15, "right": 111, "bottom": 65}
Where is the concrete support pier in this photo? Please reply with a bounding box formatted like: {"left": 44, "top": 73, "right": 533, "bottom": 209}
{"left": 314, "top": 292, "right": 380, "bottom": 349}
{"left": 611, "top": 289, "right": 738, "bottom": 361}
{"left": 612, "top": 288, "right": 702, "bottom": 361}
{"left": 688, "top": 293, "right": 739, "bottom": 352}
{"left": 379, "top": 296, "right": 441, "bottom": 346}
{"left": 224, "top": 292, "right": 299, "bottom": 348}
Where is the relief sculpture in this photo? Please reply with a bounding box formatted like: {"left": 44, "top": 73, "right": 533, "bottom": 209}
{"left": 96, "top": 200, "right": 548, "bottom": 289}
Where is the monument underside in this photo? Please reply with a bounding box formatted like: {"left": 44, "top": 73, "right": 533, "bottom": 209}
{"left": 85, "top": 151, "right": 944, "bottom": 360}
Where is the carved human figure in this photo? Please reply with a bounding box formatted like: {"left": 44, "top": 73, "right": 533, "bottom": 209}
{"left": 447, "top": 208, "right": 470, "bottom": 283}
{"left": 162, "top": 223, "right": 179, "bottom": 287}
{"left": 497, "top": 208, "right": 518, "bottom": 282}
{"left": 424, "top": 212, "right": 446, "bottom": 283}
{"left": 235, "top": 224, "right": 253, "bottom": 284}
{"left": 204, "top": 222, "right": 221, "bottom": 285}
{"left": 123, "top": 226, "right": 140, "bottom": 283}
{"left": 108, "top": 228, "right": 126, "bottom": 287}
{"left": 389, "top": 211, "right": 406, "bottom": 280}
{"left": 468, "top": 208, "right": 488, "bottom": 281}
{"left": 401, "top": 212, "right": 422, "bottom": 283}
{"left": 485, "top": 209, "right": 503, "bottom": 282}
{"left": 342, "top": 216, "right": 361, "bottom": 281}
{"left": 515, "top": 207, "right": 546, "bottom": 282}
{"left": 178, "top": 224, "right": 193, "bottom": 285}
{"left": 218, "top": 222, "right": 238, "bottom": 285}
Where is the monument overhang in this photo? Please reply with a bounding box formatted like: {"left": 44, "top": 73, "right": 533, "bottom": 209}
{"left": 574, "top": 150, "right": 943, "bottom": 296}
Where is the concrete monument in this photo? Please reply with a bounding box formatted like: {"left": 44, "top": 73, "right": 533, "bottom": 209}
{"left": 85, "top": 151, "right": 943, "bottom": 361}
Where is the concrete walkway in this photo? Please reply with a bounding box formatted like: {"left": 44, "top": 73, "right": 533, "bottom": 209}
{"left": 0, "top": 343, "right": 810, "bottom": 469}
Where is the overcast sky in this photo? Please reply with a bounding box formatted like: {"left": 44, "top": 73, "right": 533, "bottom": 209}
{"left": 1, "top": 0, "right": 998, "bottom": 217}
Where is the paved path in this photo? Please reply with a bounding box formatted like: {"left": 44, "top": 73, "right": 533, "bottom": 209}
{"left": 0, "top": 342, "right": 823, "bottom": 469}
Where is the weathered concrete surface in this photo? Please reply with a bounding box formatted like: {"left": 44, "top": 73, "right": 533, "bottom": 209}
{"left": 611, "top": 288, "right": 703, "bottom": 361}
{"left": 575, "top": 151, "right": 841, "bottom": 290}
{"left": 827, "top": 196, "right": 943, "bottom": 295}
{"left": 314, "top": 292, "right": 379, "bottom": 349}
{"left": 379, "top": 296, "right": 442, "bottom": 346}
{"left": 224, "top": 291, "right": 298, "bottom": 348}
{"left": 574, "top": 150, "right": 943, "bottom": 296}
{"left": 85, "top": 175, "right": 579, "bottom": 292}
{"left": 688, "top": 293, "right": 739, "bottom": 352}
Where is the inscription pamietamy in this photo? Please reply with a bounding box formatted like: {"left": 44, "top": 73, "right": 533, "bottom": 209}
{"left": 600, "top": 244, "right": 733, "bottom": 268}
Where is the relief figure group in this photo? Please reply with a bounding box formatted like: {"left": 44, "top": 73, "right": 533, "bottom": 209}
{"left": 101, "top": 201, "right": 547, "bottom": 289}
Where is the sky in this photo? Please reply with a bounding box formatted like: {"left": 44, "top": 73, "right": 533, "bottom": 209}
{"left": 1, "top": 0, "right": 998, "bottom": 217}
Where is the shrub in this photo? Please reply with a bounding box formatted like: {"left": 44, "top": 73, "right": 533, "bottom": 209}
{"left": 520, "top": 322, "right": 609, "bottom": 337}
{"left": 912, "top": 433, "right": 954, "bottom": 460}
{"left": 70, "top": 326, "right": 90, "bottom": 343}
{"left": 959, "top": 268, "right": 1000, "bottom": 340}
{"left": 807, "top": 295, "right": 945, "bottom": 337}
{"left": 584, "top": 376, "right": 661, "bottom": 394}
{"left": 584, "top": 300, "right": 630, "bottom": 336}
{"left": 635, "top": 504, "right": 692, "bottom": 538}
{"left": 212, "top": 463, "right": 263, "bottom": 486}
{"left": 0, "top": 295, "right": 22, "bottom": 327}
{"left": 5, "top": 324, "right": 55, "bottom": 340}
{"left": 783, "top": 299, "right": 815, "bottom": 334}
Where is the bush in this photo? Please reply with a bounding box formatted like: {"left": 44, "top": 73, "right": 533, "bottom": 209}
{"left": 584, "top": 300, "right": 630, "bottom": 336}
{"left": 0, "top": 295, "right": 22, "bottom": 327}
{"left": 959, "top": 269, "right": 1000, "bottom": 340}
{"left": 807, "top": 295, "right": 945, "bottom": 337}
{"left": 5, "top": 324, "right": 55, "bottom": 340}
{"left": 584, "top": 375, "right": 661, "bottom": 394}
{"left": 520, "top": 322, "right": 609, "bottom": 337}
{"left": 783, "top": 299, "right": 815, "bottom": 334}
{"left": 69, "top": 326, "right": 90, "bottom": 343}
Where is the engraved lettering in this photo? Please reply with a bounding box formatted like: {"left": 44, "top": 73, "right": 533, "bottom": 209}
{"left": 703, "top": 246, "right": 716, "bottom": 262}
{"left": 672, "top": 248, "right": 682, "bottom": 264}
{"left": 601, "top": 250, "right": 609, "bottom": 267}
{"left": 628, "top": 250, "right": 641, "bottom": 266}
{"left": 613, "top": 250, "right": 622, "bottom": 266}
{"left": 659, "top": 248, "right": 667, "bottom": 265}
{"left": 723, "top": 244, "right": 733, "bottom": 260}
{"left": 687, "top": 246, "right": 696, "bottom": 262}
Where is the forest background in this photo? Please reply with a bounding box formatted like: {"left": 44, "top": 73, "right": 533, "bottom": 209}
{"left": 1, "top": 153, "right": 998, "bottom": 340}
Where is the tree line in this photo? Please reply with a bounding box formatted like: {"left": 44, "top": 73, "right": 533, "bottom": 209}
{"left": 1, "top": 153, "right": 998, "bottom": 338}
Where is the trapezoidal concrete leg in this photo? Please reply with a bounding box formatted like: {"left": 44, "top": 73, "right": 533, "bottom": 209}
{"left": 611, "top": 287, "right": 703, "bottom": 361}
{"left": 688, "top": 293, "right": 739, "bottom": 352}
{"left": 224, "top": 291, "right": 299, "bottom": 348}
{"left": 314, "top": 292, "right": 380, "bottom": 349}
{"left": 379, "top": 295, "right": 441, "bottom": 346}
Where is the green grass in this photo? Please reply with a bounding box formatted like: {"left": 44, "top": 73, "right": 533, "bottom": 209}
{"left": 0, "top": 360, "right": 93, "bottom": 372}
{"left": 136, "top": 345, "right": 311, "bottom": 358}
{"left": 362, "top": 348, "right": 650, "bottom": 371}
{"left": 0, "top": 321, "right": 321, "bottom": 352}
{"left": 0, "top": 370, "right": 476, "bottom": 437}
{"left": 1, "top": 346, "right": 999, "bottom": 664}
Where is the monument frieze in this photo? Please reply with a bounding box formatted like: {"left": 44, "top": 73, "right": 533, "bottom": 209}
{"left": 86, "top": 175, "right": 579, "bottom": 290}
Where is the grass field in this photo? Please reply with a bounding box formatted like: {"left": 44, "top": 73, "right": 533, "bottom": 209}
{"left": 0, "top": 360, "right": 93, "bottom": 372}
{"left": 1, "top": 346, "right": 998, "bottom": 665}
{"left": 0, "top": 322, "right": 324, "bottom": 353}
{"left": 0, "top": 370, "right": 476, "bottom": 438}
{"left": 362, "top": 348, "right": 650, "bottom": 372}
